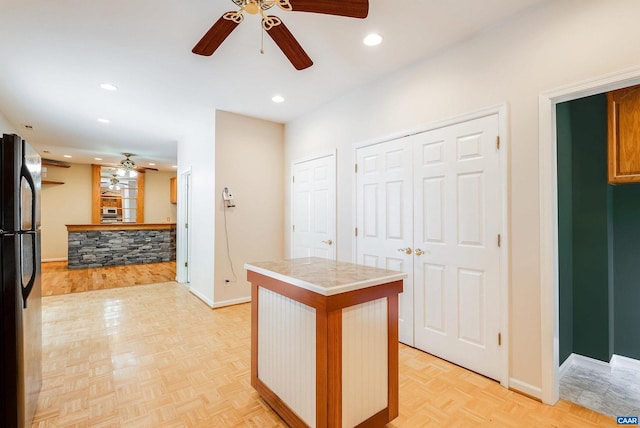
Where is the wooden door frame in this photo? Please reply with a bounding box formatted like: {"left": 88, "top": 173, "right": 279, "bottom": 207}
{"left": 353, "top": 104, "right": 510, "bottom": 387}
{"left": 538, "top": 66, "right": 640, "bottom": 405}
{"left": 290, "top": 151, "right": 337, "bottom": 260}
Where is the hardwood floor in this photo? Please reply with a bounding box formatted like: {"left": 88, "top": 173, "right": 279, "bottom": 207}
{"left": 33, "top": 280, "right": 615, "bottom": 427}
{"left": 41, "top": 261, "right": 176, "bottom": 296}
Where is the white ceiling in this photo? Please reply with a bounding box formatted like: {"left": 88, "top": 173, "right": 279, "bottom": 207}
{"left": 0, "top": 0, "right": 548, "bottom": 170}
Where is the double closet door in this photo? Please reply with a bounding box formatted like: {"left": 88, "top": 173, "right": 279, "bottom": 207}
{"left": 355, "top": 114, "right": 504, "bottom": 381}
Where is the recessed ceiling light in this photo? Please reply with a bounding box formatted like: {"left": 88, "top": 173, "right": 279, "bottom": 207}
{"left": 363, "top": 33, "right": 382, "bottom": 47}
{"left": 94, "top": 157, "right": 103, "bottom": 161}
{"left": 272, "top": 95, "right": 285, "bottom": 103}
{"left": 63, "top": 155, "right": 72, "bottom": 158}
{"left": 100, "top": 83, "right": 118, "bottom": 91}
{"left": 97, "top": 118, "right": 110, "bottom": 124}
{"left": 149, "top": 163, "right": 156, "bottom": 166}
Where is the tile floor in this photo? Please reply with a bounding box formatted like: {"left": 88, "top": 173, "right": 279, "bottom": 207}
{"left": 560, "top": 360, "right": 640, "bottom": 418}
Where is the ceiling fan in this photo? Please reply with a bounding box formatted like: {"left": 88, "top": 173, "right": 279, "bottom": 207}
{"left": 192, "top": 0, "right": 369, "bottom": 70}
{"left": 100, "top": 153, "right": 158, "bottom": 177}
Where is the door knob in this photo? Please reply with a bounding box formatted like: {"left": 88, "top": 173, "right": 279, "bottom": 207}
{"left": 321, "top": 239, "right": 333, "bottom": 245}
{"left": 397, "top": 248, "right": 412, "bottom": 255}
{"left": 415, "top": 248, "right": 424, "bottom": 256}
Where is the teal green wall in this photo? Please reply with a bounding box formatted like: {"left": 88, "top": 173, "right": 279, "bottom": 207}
{"left": 557, "top": 94, "right": 613, "bottom": 363}
{"left": 556, "top": 102, "right": 573, "bottom": 364}
{"left": 569, "top": 95, "right": 612, "bottom": 362}
{"left": 613, "top": 184, "right": 640, "bottom": 359}
{"left": 558, "top": 92, "right": 640, "bottom": 363}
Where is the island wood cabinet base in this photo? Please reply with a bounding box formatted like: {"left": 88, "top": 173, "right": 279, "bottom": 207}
{"left": 247, "top": 267, "right": 402, "bottom": 428}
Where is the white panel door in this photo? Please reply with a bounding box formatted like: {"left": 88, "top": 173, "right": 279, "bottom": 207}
{"left": 292, "top": 155, "right": 336, "bottom": 260}
{"left": 356, "top": 140, "right": 414, "bottom": 346}
{"left": 412, "top": 114, "right": 502, "bottom": 381}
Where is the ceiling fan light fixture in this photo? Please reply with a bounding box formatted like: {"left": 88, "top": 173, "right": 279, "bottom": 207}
{"left": 363, "top": 33, "right": 382, "bottom": 47}
{"left": 109, "top": 175, "right": 120, "bottom": 190}
{"left": 245, "top": 1, "right": 259, "bottom": 14}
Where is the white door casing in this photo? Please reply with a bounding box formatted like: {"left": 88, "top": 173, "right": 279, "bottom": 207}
{"left": 177, "top": 170, "right": 191, "bottom": 284}
{"left": 355, "top": 139, "right": 414, "bottom": 346}
{"left": 292, "top": 154, "right": 337, "bottom": 260}
{"left": 355, "top": 110, "right": 505, "bottom": 382}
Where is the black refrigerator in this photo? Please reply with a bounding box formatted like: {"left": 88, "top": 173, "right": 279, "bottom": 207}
{"left": 0, "top": 133, "right": 42, "bottom": 428}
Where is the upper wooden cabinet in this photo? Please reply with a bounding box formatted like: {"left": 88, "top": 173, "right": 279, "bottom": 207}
{"left": 170, "top": 176, "right": 177, "bottom": 204}
{"left": 608, "top": 84, "right": 640, "bottom": 184}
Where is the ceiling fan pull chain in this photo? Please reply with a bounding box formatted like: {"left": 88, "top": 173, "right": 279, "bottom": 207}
{"left": 261, "top": 26, "right": 264, "bottom": 54}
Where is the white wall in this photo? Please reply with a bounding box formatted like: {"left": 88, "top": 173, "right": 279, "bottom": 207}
{"left": 0, "top": 110, "right": 17, "bottom": 134}
{"left": 284, "top": 0, "right": 640, "bottom": 398}
{"left": 214, "top": 110, "right": 284, "bottom": 307}
{"left": 177, "top": 118, "right": 216, "bottom": 306}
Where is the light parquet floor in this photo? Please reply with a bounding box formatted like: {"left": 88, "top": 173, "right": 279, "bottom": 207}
{"left": 33, "top": 281, "right": 615, "bottom": 427}
{"left": 41, "top": 261, "right": 176, "bottom": 296}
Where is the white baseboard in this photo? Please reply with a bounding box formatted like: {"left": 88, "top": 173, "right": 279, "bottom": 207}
{"left": 559, "top": 353, "right": 640, "bottom": 377}
{"left": 213, "top": 296, "right": 251, "bottom": 309}
{"left": 571, "top": 353, "right": 611, "bottom": 374}
{"left": 42, "top": 257, "right": 67, "bottom": 263}
{"left": 559, "top": 354, "right": 575, "bottom": 378}
{"left": 509, "top": 378, "right": 542, "bottom": 400}
{"left": 189, "top": 287, "right": 214, "bottom": 308}
{"left": 610, "top": 354, "right": 640, "bottom": 371}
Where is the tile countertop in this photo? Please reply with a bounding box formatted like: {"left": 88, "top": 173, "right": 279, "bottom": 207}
{"left": 244, "top": 257, "right": 407, "bottom": 296}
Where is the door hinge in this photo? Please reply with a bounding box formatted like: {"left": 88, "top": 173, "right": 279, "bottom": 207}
{"left": 496, "top": 136, "right": 500, "bottom": 150}
{"left": 184, "top": 262, "right": 188, "bottom": 268}
{"left": 185, "top": 223, "right": 188, "bottom": 229}
{"left": 292, "top": 175, "right": 295, "bottom": 183}
{"left": 498, "top": 234, "right": 501, "bottom": 247}
{"left": 498, "top": 332, "right": 502, "bottom": 346}
{"left": 355, "top": 227, "right": 358, "bottom": 237}
{"left": 292, "top": 225, "right": 295, "bottom": 232}
{"left": 355, "top": 163, "right": 358, "bottom": 173}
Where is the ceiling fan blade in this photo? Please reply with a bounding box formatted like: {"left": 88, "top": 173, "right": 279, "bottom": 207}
{"left": 265, "top": 19, "right": 313, "bottom": 70}
{"left": 289, "top": 0, "right": 368, "bottom": 18}
{"left": 192, "top": 14, "right": 240, "bottom": 56}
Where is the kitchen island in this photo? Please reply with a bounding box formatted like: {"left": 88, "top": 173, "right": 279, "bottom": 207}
{"left": 245, "top": 257, "right": 406, "bottom": 428}
{"left": 66, "top": 223, "right": 176, "bottom": 268}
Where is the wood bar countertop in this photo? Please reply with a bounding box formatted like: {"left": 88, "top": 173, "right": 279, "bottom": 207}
{"left": 66, "top": 223, "right": 176, "bottom": 232}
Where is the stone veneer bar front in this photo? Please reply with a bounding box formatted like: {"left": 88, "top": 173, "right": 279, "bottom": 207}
{"left": 66, "top": 223, "right": 176, "bottom": 269}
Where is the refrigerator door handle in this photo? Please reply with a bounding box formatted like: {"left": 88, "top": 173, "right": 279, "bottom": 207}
{"left": 21, "top": 163, "right": 37, "bottom": 232}
{"left": 20, "top": 230, "right": 37, "bottom": 308}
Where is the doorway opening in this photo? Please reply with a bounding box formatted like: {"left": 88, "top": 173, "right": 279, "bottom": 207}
{"left": 556, "top": 93, "right": 640, "bottom": 416}
{"left": 539, "top": 66, "right": 640, "bottom": 406}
